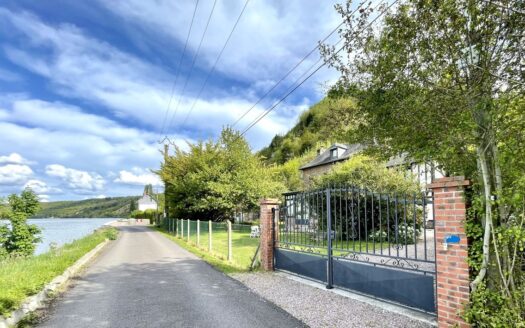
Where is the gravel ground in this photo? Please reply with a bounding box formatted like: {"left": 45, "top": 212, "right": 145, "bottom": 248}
{"left": 362, "top": 229, "right": 436, "bottom": 273}
{"left": 231, "top": 272, "right": 433, "bottom": 328}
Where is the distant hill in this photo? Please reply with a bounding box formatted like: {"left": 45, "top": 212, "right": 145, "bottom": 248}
{"left": 34, "top": 196, "right": 141, "bottom": 218}
{"left": 258, "top": 97, "right": 359, "bottom": 164}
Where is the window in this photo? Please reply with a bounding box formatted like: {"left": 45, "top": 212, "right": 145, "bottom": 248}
{"left": 330, "top": 148, "right": 338, "bottom": 158}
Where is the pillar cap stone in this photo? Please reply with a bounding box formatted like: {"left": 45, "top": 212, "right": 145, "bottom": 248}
{"left": 427, "top": 176, "right": 471, "bottom": 189}
{"left": 259, "top": 198, "right": 280, "bottom": 206}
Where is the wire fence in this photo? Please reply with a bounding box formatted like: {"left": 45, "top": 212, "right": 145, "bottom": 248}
{"left": 163, "top": 218, "right": 259, "bottom": 270}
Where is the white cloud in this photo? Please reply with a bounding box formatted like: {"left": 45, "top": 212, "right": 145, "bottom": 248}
{"left": 0, "top": 153, "right": 32, "bottom": 165}
{"left": 0, "top": 7, "right": 327, "bottom": 148}
{"left": 0, "top": 164, "right": 33, "bottom": 185}
{"left": 23, "top": 179, "right": 62, "bottom": 194}
{"left": 45, "top": 164, "right": 105, "bottom": 192}
{"left": 38, "top": 194, "right": 50, "bottom": 202}
{"left": 98, "top": 0, "right": 341, "bottom": 83}
{"left": 114, "top": 168, "right": 162, "bottom": 187}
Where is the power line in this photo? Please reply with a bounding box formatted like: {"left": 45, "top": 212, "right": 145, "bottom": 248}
{"left": 178, "top": 0, "right": 251, "bottom": 128}
{"left": 158, "top": 0, "right": 200, "bottom": 142}
{"left": 230, "top": 1, "right": 370, "bottom": 129}
{"left": 240, "top": 0, "right": 399, "bottom": 136}
{"left": 165, "top": 0, "right": 218, "bottom": 136}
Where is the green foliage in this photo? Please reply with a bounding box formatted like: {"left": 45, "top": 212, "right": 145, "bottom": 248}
{"left": 143, "top": 184, "right": 153, "bottom": 196}
{"left": 313, "top": 155, "right": 421, "bottom": 195}
{"left": 266, "top": 150, "right": 317, "bottom": 192}
{"left": 130, "top": 210, "right": 144, "bottom": 219}
{"left": 160, "top": 128, "right": 282, "bottom": 221}
{"left": 104, "top": 227, "right": 118, "bottom": 241}
{"left": 258, "top": 98, "right": 362, "bottom": 164}
{"left": 0, "top": 227, "right": 111, "bottom": 316}
{"left": 129, "top": 199, "right": 137, "bottom": 212}
{"left": 35, "top": 196, "right": 140, "bottom": 218}
{"left": 321, "top": 1, "right": 525, "bottom": 323}
{"left": 0, "top": 189, "right": 42, "bottom": 259}
{"left": 143, "top": 209, "right": 158, "bottom": 224}
{"left": 464, "top": 281, "right": 525, "bottom": 327}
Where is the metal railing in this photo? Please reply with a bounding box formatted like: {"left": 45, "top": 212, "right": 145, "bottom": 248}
{"left": 277, "top": 186, "right": 436, "bottom": 275}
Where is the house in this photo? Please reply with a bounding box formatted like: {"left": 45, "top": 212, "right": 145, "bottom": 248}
{"left": 299, "top": 143, "right": 444, "bottom": 186}
{"left": 138, "top": 193, "right": 157, "bottom": 211}
{"left": 291, "top": 143, "right": 444, "bottom": 232}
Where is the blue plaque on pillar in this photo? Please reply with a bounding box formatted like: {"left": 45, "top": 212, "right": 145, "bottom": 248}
{"left": 445, "top": 235, "right": 460, "bottom": 243}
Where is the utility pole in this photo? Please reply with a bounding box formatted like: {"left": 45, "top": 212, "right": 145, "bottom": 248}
{"left": 163, "top": 144, "right": 169, "bottom": 220}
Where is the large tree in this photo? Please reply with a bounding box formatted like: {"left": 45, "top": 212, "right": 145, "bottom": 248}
{"left": 159, "top": 128, "right": 282, "bottom": 221}
{"left": 321, "top": 0, "right": 525, "bottom": 322}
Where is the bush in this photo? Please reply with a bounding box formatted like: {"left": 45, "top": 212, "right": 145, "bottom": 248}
{"left": 368, "top": 229, "right": 387, "bottom": 242}
{"left": 0, "top": 189, "right": 41, "bottom": 259}
{"left": 130, "top": 210, "right": 144, "bottom": 219}
{"left": 104, "top": 228, "right": 118, "bottom": 240}
{"left": 396, "top": 223, "right": 420, "bottom": 245}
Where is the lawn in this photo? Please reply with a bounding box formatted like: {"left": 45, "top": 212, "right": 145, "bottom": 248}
{"left": 158, "top": 221, "right": 259, "bottom": 272}
{"left": 0, "top": 227, "right": 117, "bottom": 316}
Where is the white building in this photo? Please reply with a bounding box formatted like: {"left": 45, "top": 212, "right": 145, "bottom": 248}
{"left": 138, "top": 194, "right": 157, "bottom": 211}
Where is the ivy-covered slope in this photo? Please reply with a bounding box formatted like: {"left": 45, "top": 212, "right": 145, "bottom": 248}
{"left": 258, "top": 97, "right": 360, "bottom": 164}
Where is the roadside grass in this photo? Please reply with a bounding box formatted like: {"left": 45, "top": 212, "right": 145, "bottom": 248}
{"left": 0, "top": 227, "right": 117, "bottom": 317}
{"left": 154, "top": 227, "right": 259, "bottom": 274}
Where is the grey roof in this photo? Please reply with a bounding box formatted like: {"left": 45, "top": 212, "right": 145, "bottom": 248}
{"left": 300, "top": 143, "right": 411, "bottom": 170}
{"left": 385, "top": 153, "right": 410, "bottom": 167}
{"left": 299, "top": 143, "right": 365, "bottom": 170}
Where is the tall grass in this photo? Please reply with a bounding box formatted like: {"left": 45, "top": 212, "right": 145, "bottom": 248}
{"left": 0, "top": 227, "right": 117, "bottom": 316}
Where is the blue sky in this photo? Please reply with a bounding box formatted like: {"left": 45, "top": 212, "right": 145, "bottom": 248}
{"left": 0, "top": 0, "right": 342, "bottom": 201}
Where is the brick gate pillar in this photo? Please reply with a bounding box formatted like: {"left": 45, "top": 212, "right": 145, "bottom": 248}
{"left": 428, "top": 176, "right": 471, "bottom": 328}
{"left": 260, "top": 198, "right": 280, "bottom": 271}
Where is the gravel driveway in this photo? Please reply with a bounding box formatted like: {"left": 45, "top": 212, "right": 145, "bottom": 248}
{"left": 232, "top": 272, "right": 434, "bottom": 328}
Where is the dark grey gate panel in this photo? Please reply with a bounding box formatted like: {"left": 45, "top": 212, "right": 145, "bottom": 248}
{"left": 275, "top": 249, "right": 327, "bottom": 283}
{"left": 333, "top": 258, "right": 435, "bottom": 312}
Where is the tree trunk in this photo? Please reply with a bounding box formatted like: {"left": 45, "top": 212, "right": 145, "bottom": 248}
{"left": 470, "top": 143, "right": 493, "bottom": 292}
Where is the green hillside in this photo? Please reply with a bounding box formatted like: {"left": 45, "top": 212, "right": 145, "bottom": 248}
{"left": 258, "top": 97, "right": 361, "bottom": 164}
{"left": 34, "top": 196, "right": 140, "bottom": 218}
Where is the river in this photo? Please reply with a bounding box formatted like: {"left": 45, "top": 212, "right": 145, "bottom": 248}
{"left": 1, "top": 218, "right": 117, "bottom": 255}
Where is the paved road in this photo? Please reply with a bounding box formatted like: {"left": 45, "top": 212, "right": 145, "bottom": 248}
{"left": 38, "top": 225, "right": 303, "bottom": 328}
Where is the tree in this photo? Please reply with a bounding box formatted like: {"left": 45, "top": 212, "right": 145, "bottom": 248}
{"left": 0, "top": 189, "right": 42, "bottom": 258}
{"left": 143, "top": 184, "right": 153, "bottom": 196}
{"left": 321, "top": 0, "right": 525, "bottom": 322}
{"left": 159, "top": 128, "right": 282, "bottom": 221}
{"left": 129, "top": 199, "right": 137, "bottom": 213}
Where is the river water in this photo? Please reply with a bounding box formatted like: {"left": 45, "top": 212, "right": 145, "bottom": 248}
{"left": 1, "top": 218, "right": 116, "bottom": 255}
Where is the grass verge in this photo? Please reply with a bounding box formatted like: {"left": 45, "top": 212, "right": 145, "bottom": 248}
{"left": 0, "top": 227, "right": 117, "bottom": 316}
{"left": 154, "top": 227, "right": 256, "bottom": 274}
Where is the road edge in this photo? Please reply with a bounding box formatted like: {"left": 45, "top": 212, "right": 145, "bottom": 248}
{"left": 0, "top": 239, "right": 110, "bottom": 328}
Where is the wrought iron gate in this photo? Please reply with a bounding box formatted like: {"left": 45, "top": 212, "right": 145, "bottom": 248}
{"left": 274, "top": 186, "right": 437, "bottom": 313}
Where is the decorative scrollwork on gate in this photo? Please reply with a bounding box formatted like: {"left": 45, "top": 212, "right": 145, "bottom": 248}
{"left": 380, "top": 257, "right": 420, "bottom": 270}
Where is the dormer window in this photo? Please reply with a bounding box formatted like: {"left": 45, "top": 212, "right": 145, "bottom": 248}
{"left": 330, "top": 148, "right": 338, "bottom": 159}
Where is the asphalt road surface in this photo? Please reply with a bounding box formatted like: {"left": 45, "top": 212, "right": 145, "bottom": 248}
{"left": 37, "top": 224, "right": 303, "bottom": 328}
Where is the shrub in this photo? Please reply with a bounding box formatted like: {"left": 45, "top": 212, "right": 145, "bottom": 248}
{"left": 0, "top": 189, "right": 41, "bottom": 259}
{"left": 395, "top": 223, "right": 420, "bottom": 245}
{"left": 368, "top": 229, "right": 387, "bottom": 242}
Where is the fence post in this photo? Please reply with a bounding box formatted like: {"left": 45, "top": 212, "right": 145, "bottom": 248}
{"left": 208, "top": 220, "right": 212, "bottom": 251}
{"left": 326, "top": 187, "right": 333, "bottom": 289}
{"left": 187, "top": 219, "right": 190, "bottom": 242}
{"left": 428, "top": 176, "right": 470, "bottom": 328}
{"left": 181, "top": 219, "right": 184, "bottom": 238}
{"left": 197, "top": 219, "right": 200, "bottom": 247}
{"left": 227, "top": 220, "right": 232, "bottom": 261}
{"left": 260, "top": 198, "right": 280, "bottom": 271}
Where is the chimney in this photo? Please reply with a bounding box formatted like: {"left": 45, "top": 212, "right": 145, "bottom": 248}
{"left": 317, "top": 147, "right": 325, "bottom": 155}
